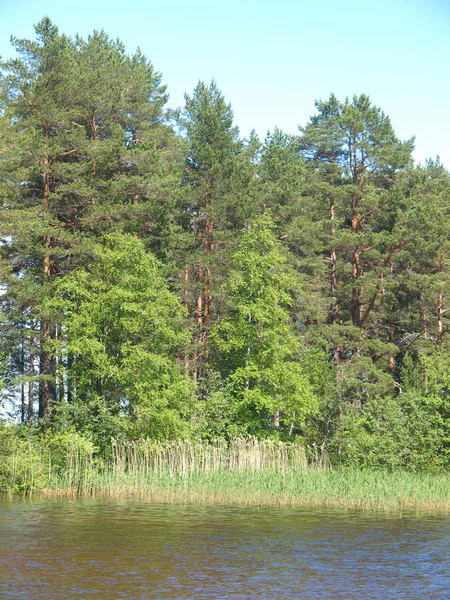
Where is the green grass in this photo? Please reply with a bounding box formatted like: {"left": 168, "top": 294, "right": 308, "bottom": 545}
{"left": 46, "top": 467, "right": 450, "bottom": 513}
{"left": 2, "top": 437, "right": 449, "bottom": 513}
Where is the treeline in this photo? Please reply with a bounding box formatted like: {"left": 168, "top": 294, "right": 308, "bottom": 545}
{"left": 1, "top": 18, "right": 449, "bottom": 470}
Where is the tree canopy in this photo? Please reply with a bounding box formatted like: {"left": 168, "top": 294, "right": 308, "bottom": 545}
{"left": 1, "top": 19, "right": 449, "bottom": 470}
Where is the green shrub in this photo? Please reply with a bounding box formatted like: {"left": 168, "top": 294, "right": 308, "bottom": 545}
{"left": 0, "top": 424, "right": 45, "bottom": 493}
{"left": 44, "top": 431, "right": 95, "bottom": 473}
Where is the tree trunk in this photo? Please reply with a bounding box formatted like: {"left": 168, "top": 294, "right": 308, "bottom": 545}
{"left": 67, "top": 352, "right": 73, "bottom": 404}
{"left": 350, "top": 189, "right": 362, "bottom": 327}
{"left": 28, "top": 326, "right": 34, "bottom": 424}
{"left": 193, "top": 189, "right": 215, "bottom": 384}
{"left": 351, "top": 249, "right": 361, "bottom": 327}
{"left": 420, "top": 291, "right": 428, "bottom": 338}
{"left": 39, "top": 151, "right": 56, "bottom": 425}
{"left": 20, "top": 334, "right": 25, "bottom": 424}
{"left": 388, "top": 323, "right": 395, "bottom": 375}
{"left": 437, "top": 292, "right": 444, "bottom": 346}
{"left": 193, "top": 273, "right": 203, "bottom": 384}
{"left": 204, "top": 212, "right": 214, "bottom": 329}
{"left": 437, "top": 252, "right": 444, "bottom": 345}
{"left": 38, "top": 318, "right": 56, "bottom": 422}
{"left": 183, "top": 266, "right": 190, "bottom": 376}
{"left": 330, "top": 195, "right": 338, "bottom": 326}
{"left": 328, "top": 179, "right": 340, "bottom": 365}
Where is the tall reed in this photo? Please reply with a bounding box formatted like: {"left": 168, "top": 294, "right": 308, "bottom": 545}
{"left": 110, "top": 437, "right": 311, "bottom": 478}
{"left": 2, "top": 437, "right": 449, "bottom": 513}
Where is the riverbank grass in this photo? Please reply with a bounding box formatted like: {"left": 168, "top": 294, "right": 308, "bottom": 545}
{"left": 2, "top": 438, "right": 449, "bottom": 512}
{"left": 48, "top": 468, "right": 449, "bottom": 513}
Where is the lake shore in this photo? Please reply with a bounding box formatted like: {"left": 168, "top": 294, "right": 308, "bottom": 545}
{"left": 2, "top": 438, "right": 449, "bottom": 513}
{"left": 15, "top": 468, "right": 450, "bottom": 514}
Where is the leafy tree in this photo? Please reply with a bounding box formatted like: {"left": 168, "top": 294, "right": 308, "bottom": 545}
{"left": 50, "top": 234, "right": 194, "bottom": 446}
{"left": 212, "top": 213, "right": 318, "bottom": 435}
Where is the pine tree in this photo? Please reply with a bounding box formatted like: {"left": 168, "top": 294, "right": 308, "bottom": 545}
{"left": 403, "top": 160, "right": 450, "bottom": 347}
{"left": 0, "top": 19, "right": 178, "bottom": 424}
{"left": 299, "top": 95, "right": 346, "bottom": 328}
{"left": 180, "top": 80, "right": 243, "bottom": 384}
{"left": 0, "top": 19, "right": 79, "bottom": 422}
{"left": 297, "top": 94, "right": 414, "bottom": 399}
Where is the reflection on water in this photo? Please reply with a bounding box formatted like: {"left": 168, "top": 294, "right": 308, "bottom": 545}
{"left": 0, "top": 498, "right": 448, "bottom": 598}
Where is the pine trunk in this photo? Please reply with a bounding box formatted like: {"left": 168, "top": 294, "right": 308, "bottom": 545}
{"left": 38, "top": 153, "right": 56, "bottom": 425}
{"left": 28, "top": 328, "right": 34, "bottom": 423}
{"left": 351, "top": 249, "right": 361, "bottom": 327}
{"left": 183, "top": 266, "right": 190, "bottom": 376}
{"left": 437, "top": 252, "right": 444, "bottom": 345}
{"left": 20, "top": 335, "right": 25, "bottom": 424}
{"left": 389, "top": 323, "right": 395, "bottom": 374}
{"left": 38, "top": 318, "right": 56, "bottom": 422}
{"left": 330, "top": 195, "right": 338, "bottom": 325}
{"left": 437, "top": 292, "right": 444, "bottom": 346}
{"left": 351, "top": 192, "right": 362, "bottom": 327}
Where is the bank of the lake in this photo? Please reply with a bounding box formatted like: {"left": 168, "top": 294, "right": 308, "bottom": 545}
{"left": 34, "top": 468, "right": 449, "bottom": 514}
{"left": 2, "top": 437, "right": 449, "bottom": 513}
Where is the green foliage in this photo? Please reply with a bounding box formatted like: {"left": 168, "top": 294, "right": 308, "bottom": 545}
{"left": 0, "top": 424, "right": 45, "bottom": 493}
{"left": 213, "top": 213, "right": 318, "bottom": 435}
{"left": 0, "top": 18, "right": 449, "bottom": 473}
{"left": 43, "top": 430, "right": 95, "bottom": 473}
{"left": 182, "top": 80, "right": 240, "bottom": 183}
{"left": 420, "top": 350, "right": 450, "bottom": 464}
{"left": 330, "top": 391, "right": 445, "bottom": 470}
{"left": 2, "top": 434, "right": 450, "bottom": 513}
{"left": 0, "top": 17, "right": 182, "bottom": 422}
{"left": 51, "top": 234, "right": 194, "bottom": 446}
{"left": 181, "top": 79, "right": 248, "bottom": 236}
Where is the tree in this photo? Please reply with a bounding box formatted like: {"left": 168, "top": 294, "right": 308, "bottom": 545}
{"left": 338, "top": 95, "right": 413, "bottom": 331}
{"left": 0, "top": 18, "right": 178, "bottom": 424}
{"left": 298, "top": 95, "right": 346, "bottom": 328}
{"left": 180, "top": 80, "right": 243, "bottom": 384}
{"left": 300, "top": 94, "right": 414, "bottom": 329}
{"left": 50, "top": 234, "right": 193, "bottom": 446}
{"left": 257, "top": 128, "right": 329, "bottom": 328}
{"left": 401, "top": 160, "right": 450, "bottom": 346}
{"left": 297, "top": 94, "right": 414, "bottom": 401}
{"left": 0, "top": 18, "right": 78, "bottom": 422}
{"left": 212, "top": 214, "right": 318, "bottom": 435}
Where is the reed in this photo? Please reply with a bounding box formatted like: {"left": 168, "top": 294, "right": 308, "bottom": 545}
{"left": 2, "top": 437, "right": 449, "bottom": 513}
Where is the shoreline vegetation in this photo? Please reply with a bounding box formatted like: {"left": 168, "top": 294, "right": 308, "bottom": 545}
{"left": 1, "top": 18, "right": 450, "bottom": 491}
{"left": 2, "top": 437, "right": 449, "bottom": 514}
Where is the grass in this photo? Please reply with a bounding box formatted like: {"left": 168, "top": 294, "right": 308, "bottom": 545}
{"left": 2, "top": 437, "right": 450, "bottom": 513}
{"left": 50, "top": 467, "right": 450, "bottom": 514}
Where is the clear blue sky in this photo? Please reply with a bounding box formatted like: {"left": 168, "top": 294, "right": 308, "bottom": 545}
{"left": 1, "top": 0, "right": 449, "bottom": 167}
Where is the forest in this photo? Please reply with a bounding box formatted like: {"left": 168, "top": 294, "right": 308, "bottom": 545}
{"left": 1, "top": 17, "right": 449, "bottom": 473}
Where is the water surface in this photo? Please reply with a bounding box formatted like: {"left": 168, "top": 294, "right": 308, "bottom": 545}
{"left": 0, "top": 498, "right": 448, "bottom": 598}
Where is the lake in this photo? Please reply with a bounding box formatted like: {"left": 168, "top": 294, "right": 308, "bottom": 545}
{"left": 0, "top": 498, "right": 448, "bottom": 598}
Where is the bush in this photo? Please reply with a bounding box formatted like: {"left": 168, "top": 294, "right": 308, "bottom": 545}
{"left": 43, "top": 431, "right": 95, "bottom": 473}
{"left": 329, "top": 392, "right": 447, "bottom": 470}
{"left": 0, "top": 424, "right": 46, "bottom": 493}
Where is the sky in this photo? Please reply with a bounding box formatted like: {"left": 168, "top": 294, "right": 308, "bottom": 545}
{"left": 1, "top": 0, "right": 449, "bottom": 168}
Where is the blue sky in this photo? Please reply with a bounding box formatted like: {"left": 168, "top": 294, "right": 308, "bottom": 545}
{"left": 1, "top": 0, "right": 449, "bottom": 167}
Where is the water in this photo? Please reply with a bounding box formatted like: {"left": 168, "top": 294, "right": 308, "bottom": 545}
{"left": 0, "top": 498, "right": 448, "bottom": 599}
